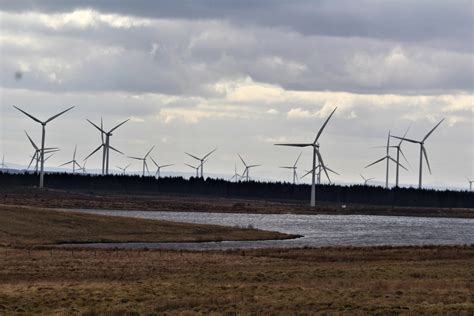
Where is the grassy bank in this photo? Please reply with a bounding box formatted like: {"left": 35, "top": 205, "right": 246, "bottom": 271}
{"left": 2, "top": 187, "right": 474, "bottom": 218}
{"left": 0, "top": 246, "right": 472, "bottom": 314}
{"left": 0, "top": 204, "right": 295, "bottom": 248}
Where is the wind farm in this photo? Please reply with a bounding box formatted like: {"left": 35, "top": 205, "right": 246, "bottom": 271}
{"left": 0, "top": 1, "right": 473, "bottom": 315}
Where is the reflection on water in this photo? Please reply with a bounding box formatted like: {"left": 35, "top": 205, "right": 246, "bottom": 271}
{"left": 68, "top": 210, "right": 474, "bottom": 250}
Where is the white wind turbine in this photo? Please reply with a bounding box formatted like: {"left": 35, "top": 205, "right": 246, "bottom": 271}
{"left": 275, "top": 107, "right": 337, "bottom": 207}
{"left": 185, "top": 163, "right": 200, "bottom": 178}
{"left": 238, "top": 154, "right": 260, "bottom": 181}
{"left": 301, "top": 163, "right": 339, "bottom": 184}
{"left": 365, "top": 131, "right": 407, "bottom": 189}
{"left": 86, "top": 118, "right": 128, "bottom": 175}
{"left": 150, "top": 156, "right": 173, "bottom": 179}
{"left": 360, "top": 174, "right": 375, "bottom": 186}
{"left": 59, "top": 145, "right": 82, "bottom": 173}
{"left": 279, "top": 152, "right": 302, "bottom": 184}
{"left": 466, "top": 178, "right": 473, "bottom": 192}
{"left": 129, "top": 146, "right": 154, "bottom": 177}
{"left": 13, "top": 105, "right": 74, "bottom": 188}
{"left": 230, "top": 164, "right": 240, "bottom": 182}
{"left": 392, "top": 119, "right": 444, "bottom": 189}
{"left": 185, "top": 148, "right": 217, "bottom": 178}
{"left": 24, "top": 131, "right": 59, "bottom": 174}
{"left": 116, "top": 163, "right": 131, "bottom": 175}
{"left": 0, "top": 155, "right": 7, "bottom": 169}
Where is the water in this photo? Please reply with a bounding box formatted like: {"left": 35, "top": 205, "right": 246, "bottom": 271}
{"left": 64, "top": 209, "right": 474, "bottom": 250}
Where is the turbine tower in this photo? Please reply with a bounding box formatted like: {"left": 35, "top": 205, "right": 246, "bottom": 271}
{"left": 279, "top": 152, "right": 302, "bottom": 184}
{"left": 24, "top": 131, "right": 59, "bottom": 174}
{"left": 275, "top": 107, "right": 337, "bottom": 207}
{"left": 392, "top": 119, "right": 444, "bottom": 189}
{"left": 129, "top": 146, "right": 154, "bottom": 176}
{"left": 238, "top": 154, "right": 260, "bottom": 181}
{"left": 185, "top": 148, "right": 217, "bottom": 178}
{"left": 86, "top": 118, "right": 128, "bottom": 175}
{"left": 150, "top": 156, "right": 173, "bottom": 178}
{"left": 0, "top": 155, "right": 7, "bottom": 169}
{"left": 466, "top": 178, "right": 473, "bottom": 192}
{"left": 185, "top": 163, "right": 200, "bottom": 178}
{"left": 360, "top": 174, "right": 375, "bottom": 186}
{"left": 365, "top": 131, "right": 407, "bottom": 188}
{"left": 13, "top": 105, "right": 74, "bottom": 188}
{"left": 59, "top": 145, "right": 82, "bottom": 173}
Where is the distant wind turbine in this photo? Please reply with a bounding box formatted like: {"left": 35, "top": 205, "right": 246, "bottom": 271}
{"left": 185, "top": 163, "right": 200, "bottom": 178}
{"left": 279, "top": 152, "right": 302, "bottom": 184}
{"left": 238, "top": 154, "right": 260, "bottom": 181}
{"left": 59, "top": 145, "right": 82, "bottom": 173}
{"left": 301, "top": 164, "right": 339, "bottom": 184}
{"left": 129, "top": 146, "right": 154, "bottom": 176}
{"left": 392, "top": 119, "right": 444, "bottom": 189}
{"left": 185, "top": 148, "right": 217, "bottom": 178}
{"left": 230, "top": 164, "right": 240, "bottom": 182}
{"left": 149, "top": 156, "right": 173, "bottom": 178}
{"left": 275, "top": 107, "right": 337, "bottom": 207}
{"left": 390, "top": 125, "right": 411, "bottom": 187}
{"left": 467, "top": 178, "right": 473, "bottom": 192}
{"left": 86, "top": 118, "right": 128, "bottom": 175}
{"left": 365, "top": 131, "right": 407, "bottom": 189}
{"left": 0, "top": 155, "right": 7, "bottom": 169}
{"left": 13, "top": 105, "right": 74, "bottom": 188}
{"left": 360, "top": 174, "right": 375, "bottom": 186}
{"left": 116, "top": 163, "right": 131, "bottom": 175}
{"left": 24, "top": 131, "right": 60, "bottom": 174}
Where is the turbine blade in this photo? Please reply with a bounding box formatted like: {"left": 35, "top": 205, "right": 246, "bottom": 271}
{"left": 314, "top": 107, "right": 337, "bottom": 144}
{"left": 73, "top": 145, "right": 77, "bottom": 160}
{"left": 59, "top": 161, "right": 73, "bottom": 167}
{"left": 274, "top": 143, "right": 312, "bottom": 147}
{"left": 294, "top": 152, "right": 302, "bottom": 167}
{"left": 360, "top": 174, "right": 366, "bottom": 181}
{"left": 422, "top": 146, "right": 432, "bottom": 174}
{"left": 238, "top": 154, "right": 247, "bottom": 167}
{"left": 399, "top": 147, "right": 412, "bottom": 169}
{"left": 365, "top": 156, "right": 386, "bottom": 168}
{"left": 13, "top": 106, "right": 43, "bottom": 124}
{"left": 24, "top": 131, "right": 38, "bottom": 150}
{"left": 185, "top": 163, "right": 196, "bottom": 169}
{"left": 248, "top": 164, "right": 261, "bottom": 168}
{"left": 144, "top": 146, "right": 155, "bottom": 158}
{"left": 325, "top": 166, "right": 340, "bottom": 175}
{"left": 109, "top": 119, "right": 130, "bottom": 133}
{"left": 149, "top": 156, "right": 158, "bottom": 167}
{"left": 109, "top": 145, "right": 124, "bottom": 155}
{"left": 185, "top": 152, "right": 201, "bottom": 161}
{"left": 391, "top": 135, "right": 420, "bottom": 144}
{"left": 84, "top": 144, "right": 104, "bottom": 160}
{"left": 144, "top": 161, "right": 150, "bottom": 174}
{"left": 160, "top": 164, "right": 173, "bottom": 168}
{"left": 398, "top": 123, "right": 411, "bottom": 146}
{"left": 128, "top": 156, "right": 143, "bottom": 160}
{"left": 279, "top": 166, "right": 294, "bottom": 169}
{"left": 27, "top": 154, "right": 36, "bottom": 170}
{"left": 87, "top": 119, "right": 106, "bottom": 134}
{"left": 45, "top": 106, "right": 74, "bottom": 123}
{"left": 100, "top": 117, "right": 104, "bottom": 144}
{"left": 386, "top": 130, "right": 391, "bottom": 155}
{"left": 316, "top": 151, "right": 331, "bottom": 183}
{"left": 389, "top": 156, "right": 408, "bottom": 171}
{"left": 422, "top": 119, "right": 444, "bottom": 142}
{"left": 202, "top": 148, "right": 217, "bottom": 160}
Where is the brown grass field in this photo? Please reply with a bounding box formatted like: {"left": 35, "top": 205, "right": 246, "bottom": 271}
{"left": 0, "top": 190, "right": 473, "bottom": 314}
{"left": 0, "top": 246, "right": 473, "bottom": 314}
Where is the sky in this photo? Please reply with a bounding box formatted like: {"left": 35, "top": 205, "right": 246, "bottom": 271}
{"left": 0, "top": 0, "right": 472, "bottom": 189}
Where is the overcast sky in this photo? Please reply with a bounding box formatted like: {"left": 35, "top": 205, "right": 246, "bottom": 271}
{"left": 0, "top": 1, "right": 472, "bottom": 188}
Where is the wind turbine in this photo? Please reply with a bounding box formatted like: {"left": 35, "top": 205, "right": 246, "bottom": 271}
{"left": 279, "top": 152, "right": 302, "bottom": 184}
{"left": 185, "top": 163, "right": 200, "bottom": 178}
{"left": 360, "top": 174, "right": 375, "bottom": 186}
{"left": 466, "top": 178, "right": 473, "bottom": 192}
{"left": 0, "top": 155, "right": 7, "bottom": 169}
{"left": 78, "top": 159, "right": 88, "bottom": 174}
{"left": 365, "top": 131, "right": 407, "bottom": 189}
{"left": 389, "top": 125, "right": 412, "bottom": 187}
{"left": 149, "top": 156, "right": 173, "bottom": 178}
{"left": 185, "top": 148, "right": 217, "bottom": 178}
{"left": 24, "top": 131, "right": 60, "bottom": 174}
{"left": 230, "top": 164, "right": 240, "bottom": 182}
{"left": 392, "top": 119, "right": 444, "bottom": 189}
{"left": 129, "top": 146, "right": 154, "bottom": 176}
{"left": 238, "top": 154, "right": 260, "bottom": 181}
{"left": 116, "top": 163, "right": 131, "bottom": 175}
{"left": 59, "top": 145, "right": 82, "bottom": 173}
{"left": 301, "top": 164, "right": 339, "bottom": 184}
{"left": 86, "top": 118, "right": 128, "bottom": 175}
{"left": 275, "top": 107, "right": 337, "bottom": 207}
{"left": 13, "top": 105, "right": 74, "bottom": 188}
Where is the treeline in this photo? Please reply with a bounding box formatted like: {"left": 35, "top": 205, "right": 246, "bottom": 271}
{"left": 1, "top": 172, "right": 473, "bottom": 208}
